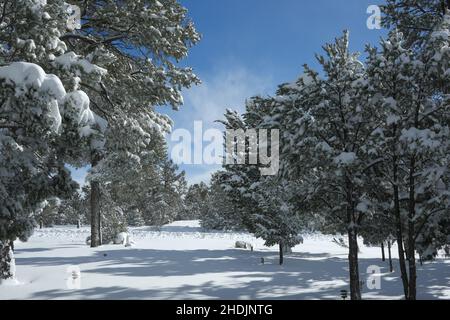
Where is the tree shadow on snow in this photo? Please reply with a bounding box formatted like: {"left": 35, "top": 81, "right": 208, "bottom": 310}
{"left": 12, "top": 246, "right": 449, "bottom": 300}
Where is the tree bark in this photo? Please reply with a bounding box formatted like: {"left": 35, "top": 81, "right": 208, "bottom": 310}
{"left": 388, "top": 241, "right": 393, "bottom": 273}
{"left": 0, "top": 241, "right": 14, "bottom": 280}
{"left": 345, "top": 178, "right": 361, "bottom": 300}
{"left": 381, "top": 242, "right": 386, "bottom": 262}
{"left": 90, "top": 152, "right": 102, "bottom": 248}
{"left": 90, "top": 179, "right": 101, "bottom": 247}
{"left": 393, "top": 156, "right": 409, "bottom": 299}
{"left": 406, "top": 158, "right": 417, "bottom": 300}
{"left": 406, "top": 233, "right": 417, "bottom": 300}
{"left": 98, "top": 206, "right": 102, "bottom": 245}
{"left": 279, "top": 242, "right": 284, "bottom": 266}
{"left": 348, "top": 228, "right": 361, "bottom": 300}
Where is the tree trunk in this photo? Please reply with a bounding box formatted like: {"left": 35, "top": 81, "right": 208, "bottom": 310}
{"left": 90, "top": 153, "right": 102, "bottom": 248}
{"left": 77, "top": 219, "right": 81, "bottom": 229}
{"left": 98, "top": 207, "right": 102, "bottom": 245}
{"left": 90, "top": 180, "right": 101, "bottom": 247}
{"left": 348, "top": 228, "right": 361, "bottom": 300}
{"left": 381, "top": 242, "right": 386, "bottom": 262}
{"left": 393, "top": 156, "right": 409, "bottom": 299}
{"left": 39, "top": 219, "right": 43, "bottom": 229}
{"left": 345, "top": 178, "right": 361, "bottom": 300}
{"left": 279, "top": 242, "right": 284, "bottom": 266}
{"left": 406, "top": 158, "right": 417, "bottom": 300}
{"left": 406, "top": 241, "right": 417, "bottom": 300}
{"left": 406, "top": 226, "right": 417, "bottom": 300}
{"left": 388, "top": 241, "right": 393, "bottom": 273}
{"left": 9, "top": 240, "right": 14, "bottom": 253}
{"left": 0, "top": 241, "right": 14, "bottom": 280}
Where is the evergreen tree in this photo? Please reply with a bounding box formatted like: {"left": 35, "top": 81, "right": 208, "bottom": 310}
{"left": 382, "top": 0, "right": 450, "bottom": 48}
{"left": 0, "top": 61, "right": 95, "bottom": 280}
{"left": 266, "top": 32, "right": 376, "bottom": 299}
{"left": 218, "top": 98, "right": 307, "bottom": 265}
{"left": 184, "top": 182, "right": 209, "bottom": 220}
{"left": 58, "top": 192, "right": 88, "bottom": 227}
{"left": 251, "top": 178, "right": 305, "bottom": 265}
{"left": 201, "top": 173, "right": 239, "bottom": 231}
{"left": 364, "top": 17, "right": 450, "bottom": 299}
{"left": 217, "top": 109, "right": 264, "bottom": 235}
{"left": 99, "top": 188, "right": 127, "bottom": 244}
{"left": 38, "top": 198, "right": 61, "bottom": 228}
{"left": 60, "top": 0, "right": 201, "bottom": 246}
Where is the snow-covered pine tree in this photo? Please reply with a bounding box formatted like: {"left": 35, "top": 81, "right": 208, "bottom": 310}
{"left": 58, "top": 0, "right": 200, "bottom": 247}
{"left": 184, "top": 182, "right": 210, "bottom": 220}
{"left": 160, "top": 159, "right": 187, "bottom": 222}
{"left": 140, "top": 158, "right": 187, "bottom": 226}
{"left": 360, "top": 209, "right": 396, "bottom": 266}
{"left": 0, "top": 61, "right": 96, "bottom": 280}
{"left": 97, "top": 129, "right": 187, "bottom": 228}
{"left": 0, "top": 0, "right": 111, "bottom": 251}
{"left": 98, "top": 188, "right": 128, "bottom": 244}
{"left": 57, "top": 191, "right": 88, "bottom": 227}
{"left": 266, "top": 32, "right": 377, "bottom": 299}
{"left": 200, "top": 172, "right": 239, "bottom": 231}
{"left": 251, "top": 178, "right": 305, "bottom": 265}
{"left": 0, "top": 0, "right": 69, "bottom": 66}
{"left": 217, "top": 96, "right": 308, "bottom": 264}
{"left": 365, "top": 15, "right": 450, "bottom": 299}
{"left": 37, "top": 198, "right": 61, "bottom": 228}
{"left": 127, "top": 209, "right": 146, "bottom": 227}
{"left": 216, "top": 109, "right": 262, "bottom": 234}
{"left": 382, "top": 0, "right": 450, "bottom": 48}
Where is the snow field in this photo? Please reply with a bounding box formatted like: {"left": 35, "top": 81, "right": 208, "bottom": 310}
{"left": 1, "top": 221, "right": 449, "bottom": 300}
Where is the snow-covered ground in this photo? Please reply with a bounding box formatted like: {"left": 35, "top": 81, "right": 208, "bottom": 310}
{"left": 1, "top": 220, "right": 449, "bottom": 300}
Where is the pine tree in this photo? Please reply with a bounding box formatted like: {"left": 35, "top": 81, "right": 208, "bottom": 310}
{"left": 38, "top": 198, "right": 61, "bottom": 228}
{"left": 382, "top": 0, "right": 450, "bottom": 48}
{"left": 201, "top": 173, "right": 239, "bottom": 231}
{"left": 217, "top": 97, "right": 307, "bottom": 265}
{"left": 217, "top": 108, "right": 266, "bottom": 235}
{"left": 251, "top": 178, "right": 305, "bottom": 265}
{"left": 0, "top": 61, "right": 96, "bottom": 280}
{"left": 184, "top": 183, "right": 209, "bottom": 220}
{"left": 59, "top": 0, "right": 201, "bottom": 246}
{"left": 58, "top": 192, "right": 88, "bottom": 227}
{"left": 365, "top": 15, "right": 450, "bottom": 299}
{"left": 99, "top": 188, "right": 127, "bottom": 244}
{"left": 0, "top": 0, "right": 110, "bottom": 251}
{"left": 266, "top": 32, "right": 376, "bottom": 299}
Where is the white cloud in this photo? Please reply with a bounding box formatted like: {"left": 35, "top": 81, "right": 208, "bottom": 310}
{"left": 67, "top": 67, "right": 274, "bottom": 188}
{"left": 169, "top": 65, "right": 274, "bottom": 185}
{"left": 182, "top": 65, "right": 274, "bottom": 126}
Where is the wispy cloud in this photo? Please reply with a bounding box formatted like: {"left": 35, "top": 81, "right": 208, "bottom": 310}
{"left": 181, "top": 65, "right": 274, "bottom": 127}
{"left": 169, "top": 65, "right": 275, "bottom": 184}
{"left": 68, "top": 66, "right": 274, "bottom": 187}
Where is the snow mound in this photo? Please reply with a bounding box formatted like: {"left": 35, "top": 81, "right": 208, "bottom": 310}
{"left": 334, "top": 152, "right": 357, "bottom": 166}
{"left": 0, "top": 62, "right": 66, "bottom": 100}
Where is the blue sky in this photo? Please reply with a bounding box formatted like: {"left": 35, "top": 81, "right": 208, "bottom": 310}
{"left": 72, "top": 0, "right": 387, "bottom": 186}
